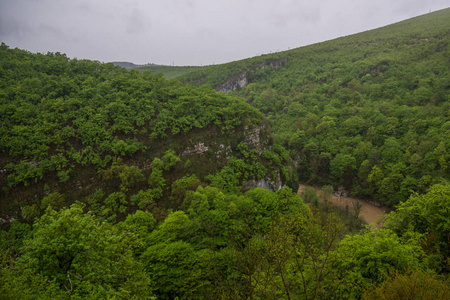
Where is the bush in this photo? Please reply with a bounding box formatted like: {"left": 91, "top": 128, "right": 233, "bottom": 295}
{"left": 362, "top": 270, "right": 450, "bottom": 300}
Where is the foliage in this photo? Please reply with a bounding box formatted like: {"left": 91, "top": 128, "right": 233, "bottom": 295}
{"left": 180, "top": 8, "right": 450, "bottom": 205}
{"left": 0, "top": 45, "right": 264, "bottom": 215}
{"left": 0, "top": 220, "right": 31, "bottom": 255}
{"left": 141, "top": 241, "right": 211, "bottom": 299}
{"left": 300, "top": 186, "right": 319, "bottom": 207}
{"left": 0, "top": 180, "right": 444, "bottom": 299}
{"left": 217, "top": 209, "right": 348, "bottom": 299}
{"left": 40, "top": 192, "right": 65, "bottom": 211}
{"left": 9, "top": 204, "right": 152, "bottom": 299}
{"left": 384, "top": 183, "right": 450, "bottom": 271}
{"left": 2, "top": 9, "right": 450, "bottom": 299}
{"left": 335, "top": 228, "right": 426, "bottom": 297}
{"left": 362, "top": 270, "right": 450, "bottom": 300}
{"left": 133, "top": 64, "right": 201, "bottom": 79}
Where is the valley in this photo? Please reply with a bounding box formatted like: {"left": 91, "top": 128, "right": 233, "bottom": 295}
{"left": 0, "top": 7, "right": 449, "bottom": 299}
{"left": 297, "top": 183, "right": 391, "bottom": 225}
{"left": 180, "top": 7, "right": 450, "bottom": 208}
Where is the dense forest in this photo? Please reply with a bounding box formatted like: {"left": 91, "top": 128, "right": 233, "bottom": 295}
{"left": 1, "top": 8, "right": 449, "bottom": 300}
{"left": 180, "top": 8, "right": 450, "bottom": 207}
{"left": 0, "top": 42, "right": 293, "bottom": 220}
{"left": 112, "top": 61, "right": 202, "bottom": 79}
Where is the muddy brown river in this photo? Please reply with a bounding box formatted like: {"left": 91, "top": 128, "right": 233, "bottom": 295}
{"left": 298, "top": 184, "right": 392, "bottom": 226}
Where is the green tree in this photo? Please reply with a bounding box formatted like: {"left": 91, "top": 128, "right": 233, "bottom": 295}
{"left": 362, "top": 270, "right": 450, "bottom": 300}
{"left": 385, "top": 183, "right": 450, "bottom": 271}
{"left": 119, "top": 165, "right": 145, "bottom": 191}
{"left": 367, "top": 165, "right": 384, "bottom": 193}
{"left": 300, "top": 187, "right": 319, "bottom": 207}
{"left": 141, "top": 241, "right": 211, "bottom": 299}
{"left": 40, "top": 192, "right": 65, "bottom": 211}
{"left": 16, "top": 204, "right": 152, "bottom": 298}
{"left": 162, "top": 149, "right": 181, "bottom": 171}
{"left": 213, "top": 208, "right": 346, "bottom": 300}
{"left": 330, "top": 153, "right": 356, "bottom": 187}
{"left": 119, "top": 210, "right": 157, "bottom": 249}
{"left": 335, "top": 229, "right": 426, "bottom": 298}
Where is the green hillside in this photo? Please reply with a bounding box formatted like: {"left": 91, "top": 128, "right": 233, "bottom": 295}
{"left": 111, "top": 61, "right": 201, "bottom": 79}
{"left": 1, "top": 9, "right": 449, "bottom": 300}
{"left": 0, "top": 44, "right": 295, "bottom": 224}
{"left": 134, "top": 64, "right": 202, "bottom": 79}
{"left": 180, "top": 8, "right": 450, "bottom": 206}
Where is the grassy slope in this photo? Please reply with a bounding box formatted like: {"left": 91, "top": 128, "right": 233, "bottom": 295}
{"left": 178, "top": 8, "right": 450, "bottom": 205}
{"left": 133, "top": 65, "right": 202, "bottom": 79}
{"left": 179, "top": 8, "right": 450, "bottom": 90}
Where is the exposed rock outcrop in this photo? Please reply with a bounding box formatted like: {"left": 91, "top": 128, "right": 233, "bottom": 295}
{"left": 243, "top": 125, "right": 264, "bottom": 154}
{"left": 181, "top": 123, "right": 267, "bottom": 158}
{"left": 181, "top": 142, "right": 209, "bottom": 156}
{"left": 216, "top": 72, "right": 248, "bottom": 93}
{"left": 216, "top": 59, "right": 288, "bottom": 93}
{"left": 244, "top": 170, "right": 284, "bottom": 191}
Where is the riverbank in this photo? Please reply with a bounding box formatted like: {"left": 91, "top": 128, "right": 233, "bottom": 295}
{"left": 298, "top": 184, "right": 392, "bottom": 226}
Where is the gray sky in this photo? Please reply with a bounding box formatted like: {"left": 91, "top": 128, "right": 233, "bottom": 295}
{"left": 0, "top": 0, "right": 448, "bottom": 66}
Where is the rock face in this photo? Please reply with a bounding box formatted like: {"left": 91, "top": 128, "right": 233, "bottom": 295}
{"left": 181, "top": 142, "right": 209, "bottom": 156}
{"left": 216, "top": 144, "right": 232, "bottom": 159}
{"left": 179, "top": 122, "right": 285, "bottom": 191}
{"left": 244, "top": 171, "right": 284, "bottom": 191}
{"left": 216, "top": 73, "right": 248, "bottom": 93}
{"left": 216, "top": 59, "right": 288, "bottom": 93}
{"left": 243, "top": 125, "right": 263, "bottom": 154}
{"left": 181, "top": 124, "right": 267, "bottom": 157}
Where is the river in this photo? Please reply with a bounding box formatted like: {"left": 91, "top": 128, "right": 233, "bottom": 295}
{"left": 297, "top": 184, "right": 392, "bottom": 226}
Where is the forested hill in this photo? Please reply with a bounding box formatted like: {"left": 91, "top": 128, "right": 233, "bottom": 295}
{"left": 0, "top": 43, "right": 296, "bottom": 224}
{"left": 133, "top": 64, "right": 202, "bottom": 79}
{"left": 180, "top": 8, "right": 450, "bottom": 206}
{"left": 111, "top": 62, "right": 201, "bottom": 80}
{"left": 112, "top": 61, "right": 150, "bottom": 69}
{"left": 1, "top": 10, "right": 450, "bottom": 299}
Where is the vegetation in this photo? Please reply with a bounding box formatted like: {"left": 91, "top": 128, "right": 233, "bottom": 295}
{"left": 1, "top": 182, "right": 448, "bottom": 298}
{"left": 112, "top": 61, "right": 202, "bottom": 79}
{"left": 181, "top": 8, "right": 450, "bottom": 206}
{"left": 0, "top": 42, "right": 285, "bottom": 222}
{"left": 134, "top": 65, "right": 202, "bottom": 79}
{"left": 1, "top": 8, "right": 450, "bottom": 299}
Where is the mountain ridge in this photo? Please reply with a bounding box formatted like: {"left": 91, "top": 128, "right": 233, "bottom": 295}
{"left": 1, "top": 8, "right": 449, "bottom": 299}
{"left": 0, "top": 46, "right": 290, "bottom": 224}
{"left": 178, "top": 7, "right": 450, "bottom": 206}
{"left": 178, "top": 7, "right": 450, "bottom": 89}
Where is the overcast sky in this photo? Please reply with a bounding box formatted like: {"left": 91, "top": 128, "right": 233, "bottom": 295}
{"left": 0, "top": 1, "right": 448, "bottom": 66}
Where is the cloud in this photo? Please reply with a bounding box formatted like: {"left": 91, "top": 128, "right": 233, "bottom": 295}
{"left": 125, "top": 9, "right": 147, "bottom": 34}
{"left": 0, "top": 0, "right": 449, "bottom": 65}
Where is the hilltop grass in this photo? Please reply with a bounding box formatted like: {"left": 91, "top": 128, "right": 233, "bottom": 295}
{"left": 134, "top": 64, "right": 202, "bottom": 79}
